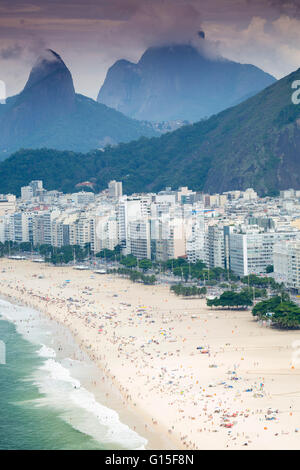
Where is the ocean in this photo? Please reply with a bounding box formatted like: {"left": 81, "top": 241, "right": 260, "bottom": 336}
{"left": 0, "top": 299, "right": 147, "bottom": 450}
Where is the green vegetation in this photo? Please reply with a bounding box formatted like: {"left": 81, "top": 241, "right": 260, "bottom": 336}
{"left": 95, "top": 246, "right": 121, "bottom": 260}
{"left": 252, "top": 295, "right": 300, "bottom": 329}
{"left": 0, "top": 241, "right": 21, "bottom": 257}
{"left": 0, "top": 241, "right": 48, "bottom": 258}
{"left": 95, "top": 251, "right": 234, "bottom": 283}
{"left": 171, "top": 284, "right": 207, "bottom": 297}
{"left": 1, "top": 68, "right": 300, "bottom": 195}
{"left": 97, "top": 250, "right": 155, "bottom": 283}
{"left": 96, "top": 249, "right": 153, "bottom": 271}
{"left": 119, "top": 254, "right": 138, "bottom": 269}
{"left": 241, "top": 287, "right": 268, "bottom": 299}
{"left": 219, "top": 283, "right": 230, "bottom": 289}
{"left": 252, "top": 295, "right": 285, "bottom": 318}
{"left": 43, "top": 244, "right": 90, "bottom": 265}
{"left": 0, "top": 241, "right": 90, "bottom": 265}
{"left": 271, "top": 302, "right": 300, "bottom": 329}
{"left": 241, "top": 274, "right": 282, "bottom": 291}
{"left": 207, "top": 290, "right": 253, "bottom": 309}
{"left": 108, "top": 267, "right": 156, "bottom": 285}
{"left": 0, "top": 94, "right": 157, "bottom": 161}
{"left": 138, "top": 259, "right": 153, "bottom": 271}
{"left": 160, "top": 258, "right": 237, "bottom": 283}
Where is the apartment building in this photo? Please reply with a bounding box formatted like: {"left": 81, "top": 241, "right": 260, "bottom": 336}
{"left": 33, "top": 210, "right": 60, "bottom": 246}
{"left": 186, "top": 211, "right": 206, "bottom": 263}
{"left": 91, "top": 213, "right": 118, "bottom": 253}
{"left": 229, "top": 229, "right": 300, "bottom": 277}
{"left": 128, "top": 219, "right": 151, "bottom": 260}
{"left": 205, "top": 224, "right": 225, "bottom": 269}
{"left": 0, "top": 194, "right": 16, "bottom": 216}
{"left": 273, "top": 240, "right": 300, "bottom": 291}
{"left": 108, "top": 180, "right": 123, "bottom": 199}
{"left": 12, "top": 212, "right": 33, "bottom": 243}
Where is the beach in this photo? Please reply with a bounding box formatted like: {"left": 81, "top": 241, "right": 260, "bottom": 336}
{"left": 1, "top": 259, "right": 300, "bottom": 450}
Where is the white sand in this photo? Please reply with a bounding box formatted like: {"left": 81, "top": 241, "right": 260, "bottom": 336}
{"left": 1, "top": 259, "right": 300, "bottom": 450}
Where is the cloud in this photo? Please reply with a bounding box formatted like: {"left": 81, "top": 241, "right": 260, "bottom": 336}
{"left": 201, "top": 12, "right": 300, "bottom": 78}
{"left": 1, "top": 0, "right": 300, "bottom": 98}
{"left": 268, "top": 0, "right": 300, "bottom": 18}
{"left": 0, "top": 44, "right": 23, "bottom": 59}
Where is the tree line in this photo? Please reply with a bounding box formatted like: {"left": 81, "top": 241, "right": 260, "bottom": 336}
{"left": 108, "top": 267, "right": 156, "bottom": 285}
{"left": 96, "top": 247, "right": 239, "bottom": 284}
{"left": 252, "top": 294, "right": 300, "bottom": 329}
{"left": 0, "top": 241, "right": 90, "bottom": 265}
{"left": 171, "top": 284, "right": 207, "bottom": 297}
{"left": 207, "top": 290, "right": 253, "bottom": 309}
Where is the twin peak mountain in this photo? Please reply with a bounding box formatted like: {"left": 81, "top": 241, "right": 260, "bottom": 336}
{"left": 0, "top": 46, "right": 275, "bottom": 159}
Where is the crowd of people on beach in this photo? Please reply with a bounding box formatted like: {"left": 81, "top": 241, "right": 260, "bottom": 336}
{"left": 0, "top": 260, "right": 299, "bottom": 450}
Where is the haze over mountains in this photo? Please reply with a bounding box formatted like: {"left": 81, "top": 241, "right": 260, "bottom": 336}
{"left": 1, "top": 66, "right": 299, "bottom": 197}
{"left": 98, "top": 44, "right": 276, "bottom": 122}
{"left": 0, "top": 44, "right": 277, "bottom": 162}
{"left": 1, "top": 43, "right": 299, "bottom": 197}
{"left": 0, "top": 50, "right": 157, "bottom": 161}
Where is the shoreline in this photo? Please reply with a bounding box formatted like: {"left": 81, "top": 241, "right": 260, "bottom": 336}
{"left": 0, "top": 268, "right": 178, "bottom": 450}
{"left": 1, "top": 259, "right": 300, "bottom": 450}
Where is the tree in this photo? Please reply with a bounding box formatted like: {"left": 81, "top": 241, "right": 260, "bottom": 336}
{"left": 139, "top": 259, "right": 152, "bottom": 272}
{"left": 142, "top": 274, "right": 156, "bottom": 285}
{"left": 207, "top": 291, "right": 253, "bottom": 309}
{"left": 120, "top": 255, "right": 137, "bottom": 268}
{"left": 171, "top": 284, "right": 206, "bottom": 298}
{"left": 251, "top": 295, "right": 300, "bottom": 329}
{"left": 242, "top": 287, "right": 267, "bottom": 299}
{"left": 96, "top": 245, "right": 122, "bottom": 260}
{"left": 130, "top": 271, "right": 141, "bottom": 282}
{"left": 272, "top": 302, "right": 300, "bottom": 329}
{"left": 241, "top": 274, "right": 281, "bottom": 291}
{"left": 19, "top": 242, "right": 32, "bottom": 252}
{"left": 252, "top": 294, "right": 290, "bottom": 318}
{"left": 38, "top": 244, "right": 53, "bottom": 256}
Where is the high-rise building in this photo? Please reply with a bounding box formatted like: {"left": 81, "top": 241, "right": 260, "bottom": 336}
{"left": 91, "top": 213, "right": 118, "bottom": 253}
{"left": 76, "top": 215, "right": 92, "bottom": 248}
{"left": 205, "top": 224, "right": 225, "bottom": 269}
{"left": 229, "top": 229, "right": 300, "bottom": 277}
{"left": 186, "top": 210, "right": 206, "bottom": 263}
{"left": 33, "top": 210, "right": 60, "bottom": 246}
{"left": 108, "top": 181, "right": 123, "bottom": 199}
{"left": 155, "top": 214, "right": 186, "bottom": 261}
{"left": 274, "top": 240, "right": 300, "bottom": 291}
{"left": 0, "top": 194, "right": 16, "bottom": 216}
{"left": 117, "top": 196, "right": 150, "bottom": 253}
{"left": 51, "top": 213, "right": 79, "bottom": 247}
{"left": 21, "top": 186, "right": 34, "bottom": 201}
{"left": 29, "top": 180, "right": 43, "bottom": 197}
{"left": 128, "top": 219, "right": 151, "bottom": 259}
{"left": 72, "top": 192, "right": 95, "bottom": 206}
{"left": 11, "top": 212, "right": 33, "bottom": 243}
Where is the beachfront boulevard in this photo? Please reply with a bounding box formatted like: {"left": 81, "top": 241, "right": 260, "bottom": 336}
{"left": 1, "top": 259, "right": 300, "bottom": 450}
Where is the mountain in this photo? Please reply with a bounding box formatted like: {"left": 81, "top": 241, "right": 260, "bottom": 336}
{"left": 97, "top": 44, "right": 276, "bottom": 122}
{"left": 0, "top": 50, "right": 157, "bottom": 160}
{"left": 1, "top": 67, "right": 300, "bottom": 196}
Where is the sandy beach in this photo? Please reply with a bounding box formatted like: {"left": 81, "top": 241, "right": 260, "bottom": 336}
{"left": 1, "top": 259, "right": 300, "bottom": 450}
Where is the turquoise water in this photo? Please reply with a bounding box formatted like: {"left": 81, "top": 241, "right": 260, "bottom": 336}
{"left": 0, "top": 300, "right": 146, "bottom": 450}
{"left": 0, "top": 318, "right": 103, "bottom": 449}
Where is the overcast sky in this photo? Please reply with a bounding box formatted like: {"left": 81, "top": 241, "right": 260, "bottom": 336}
{"left": 1, "top": 0, "right": 300, "bottom": 99}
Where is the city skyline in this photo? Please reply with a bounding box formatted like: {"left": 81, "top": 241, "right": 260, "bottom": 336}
{"left": 2, "top": 178, "right": 300, "bottom": 281}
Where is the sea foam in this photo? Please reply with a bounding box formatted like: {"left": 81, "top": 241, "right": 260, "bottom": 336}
{"left": 0, "top": 297, "right": 147, "bottom": 450}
